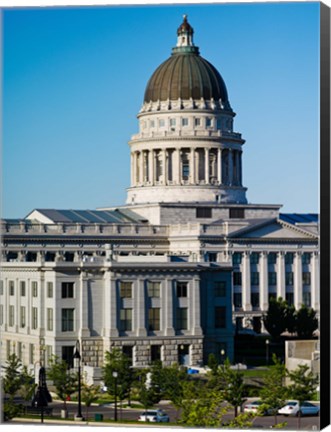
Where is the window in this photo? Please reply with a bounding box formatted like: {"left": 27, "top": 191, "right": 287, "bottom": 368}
{"left": 286, "top": 292, "right": 294, "bottom": 305}
{"left": 302, "top": 272, "right": 311, "bottom": 285}
{"left": 120, "top": 282, "right": 132, "bottom": 298}
{"left": 233, "top": 293, "right": 242, "bottom": 308}
{"left": 206, "top": 117, "right": 212, "bottom": 127}
{"left": 20, "top": 281, "right": 26, "bottom": 296}
{"left": 268, "top": 253, "right": 277, "bottom": 264}
{"left": 47, "top": 308, "right": 53, "bottom": 331}
{"left": 196, "top": 207, "right": 212, "bottom": 218}
{"left": 29, "top": 344, "right": 34, "bottom": 364}
{"left": 229, "top": 208, "right": 245, "bottom": 219}
{"left": 233, "top": 272, "right": 242, "bottom": 286}
{"left": 20, "top": 306, "right": 26, "bottom": 328}
{"left": 9, "top": 305, "right": 14, "bottom": 327}
{"left": 62, "top": 282, "right": 74, "bottom": 298}
{"left": 47, "top": 282, "right": 53, "bottom": 298}
{"left": 170, "top": 118, "right": 176, "bottom": 127}
{"left": 17, "top": 342, "right": 22, "bottom": 360}
{"left": 62, "top": 346, "right": 74, "bottom": 368}
{"left": 32, "top": 282, "right": 38, "bottom": 297}
{"left": 207, "top": 252, "right": 217, "bottom": 262}
{"left": 120, "top": 309, "right": 132, "bottom": 331}
{"left": 0, "top": 281, "right": 3, "bottom": 295}
{"left": 62, "top": 308, "right": 74, "bottom": 332}
{"left": 216, "top": 118, "right": 222, "bottom": 129}
{"left": 176, "top": 308, "right": 188, "bottom": 330}
{"left": 0, "top": 305, "right": 3, "bottom": 325}
{"left": 251, "top": 272, "right": 259, "bottom": 286}
{"left": 232, "top": 252, "right": 242, "bottom": 265}
{"left": 302, "top": 253, "right": 311, "bottom": 264}
{"left": 250, "top": 253, "right": 259, "bottom": 264}
{"left": 151, "top": 345, "right": 161, "bottom": 362}
{"left": 122, "top": 346, "right": 133, "bottom": 364}
{"left": 214, "top": 281, "right": 226, "bottom": 297}
{"left": 268, "top": 272, "right": 277, "bottom": 286}
{"left": 147, "top": 281, "right": 160, "bottom": 298}
{"left": 150, "top": 120, "right": 155, "bottom": 128}
{"left": 182, "top": 118, "right": 189, "bottom": 126}
{"left": 286, "top": 272, "right": 294, "bottom": 285}
{"left": 9, "top": 281, "right": 14, "bottom": 296}
{"left": 176, "top": 282, "right": 188, "bottom": 298}
{"left": 303, "top": 291, "right": 311, "bottom": 307}
{"left": 182, "top": 155, "right": 189, "bottom": 180}
{"left": 215, "top": 306, "right": 226, "bottom": 328}
{"left": 148, "top": 308, "right": 160, "bottom": 331}
{"left": 194, "top": 118, "right": 201, "bottom": 126}
{"left": 32, "top": 307, "right": 38, "bottom": 329}
{"left": 285, "top": 253, "right": 294, "bottom": 264}
{"left": 159, "top": 119, "right": 165, "bottom": 128}
{"left": 251, "top": 292, "right": 260, "bottom": 308}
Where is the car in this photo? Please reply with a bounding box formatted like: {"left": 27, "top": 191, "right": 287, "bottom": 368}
{"left": 138, "top": 409, "right": 170, "bottom": 422}
{"left": 244, "top": 400, "right": 274, "bottom": 416}
{"left": 278, "top": 401, "right": 320, "bottom": 417}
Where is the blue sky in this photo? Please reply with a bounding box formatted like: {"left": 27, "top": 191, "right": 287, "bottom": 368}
{"left": 2, "top": 2, "right": 320, "bottom": 218}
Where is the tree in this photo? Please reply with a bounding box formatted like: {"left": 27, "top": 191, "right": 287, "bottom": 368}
{"left": 47, "top": 355, "right": 77, "bottom": 412}
{"left": 136, "top": 369, "right": 161, "bottom": 411}
{"left": 295, "top": 305, "right": 318, "bottom": 339}
{"left": 286, "top": 364, "right": 319, "bottom": 430}
{"left": 259, "top": 354, "right": 287, "bottom": 426}
{"left": 207, "top": 353, "right": 219, "bottom": 376}
{"left": 218, "top": 358, "right": 245, "bottom": 418}
{"left": 3, "top": 354, "right": 25, "bottom": 420}
{"left": 81, "top": 384, "right": 99, "bottom": 420}
{"left": 263, "top": 297, "right": 288, "bottom": 340}
{"left": 284, "top": 303, "right": 296, "bottom": 335}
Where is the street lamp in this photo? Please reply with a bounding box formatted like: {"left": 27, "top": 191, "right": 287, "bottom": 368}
{"left": 73, "top": 340, "right": 84, "bottom": 421}
{"left": 265, "top": 339, "right": 270, "bottom": 366}
{"left": 112, "top": 371, "right": 118, "bottom": 421}
{"left": 220, "top": 349, "right": 225, "bottom": 365}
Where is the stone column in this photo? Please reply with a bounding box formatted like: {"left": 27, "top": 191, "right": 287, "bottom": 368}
{"left": 190, "top": 148, "right": 195, "bottom": 184}
{"left": 164, "top": 279, "right": 175, "bottom": 336}
{"left": 132, "top": 152, "right": 136, "bottom": 186}
{"left": 229, "top": 149, "right": 234, "bottom": 186}
{"left": 79, "top": 271, "right": 90, "bottom": 337}
{"left": 149, "top": 150, "right": 154, "bottom": 185}
{"left": 130, "top": 153, "right": 134, "bottom": 186}
{"left": 217, "top": 148, "right": 222, "bottom": 184}
{"left": 139, "top": 151, "right": 144, "bottom": 184}
{"left": 191, "top": 277, "right": 202, "bottom": 335}
{"left": 173, "top": 148, "right": 180, "bottom": 184}
{"left": 242, "top": 252, "right": 252, "bottom": 311}
{"left": 235, "top": 151, "right": 240, "bottom": 185}
{"left": 277, "top": 252, "right": 286, "bottom": 300}
{"left": 239, "top": 151, "right": 243, "bottom": 186}
{"left": 104, "top": 271, "right": 118, "bottom": 337}
{"left": 204, "top": 148, "right": 210, "bottom": 184}
{"left": 294, "top": 252, "right": 303, "bottom": 309}
{"left": 162, "top": 149, "right": 167, "bottom": 184}
{"left": 136, "top": 279, "right": 147, "bottom": 336}
{"left": 311, "top": 251, "right": 319, "bottom": 311}
{"left": 259, "top": 252, "right": 268, "bottom": 311}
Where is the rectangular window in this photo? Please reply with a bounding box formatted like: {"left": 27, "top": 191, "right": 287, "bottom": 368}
{"left": 150, "top": 120, "right": 155, "bottom": 128}
{"left": 62, "top": 282, "right": 74, "bottom": 298}
{"left": 6, "top": 340, "right": 10, "bottom": 360}
{"left": 176, "top": 282, "right": 188, "bottom": 298}
{"left": 182, "top": 156, "right": 190, "bottom": 180}
{"left": 47, "top": 308, "right": 53, "bottom": 331}
{"left": 206, "top": 117, "right": 212, "bottom": 127}
{"left": 302, "top": 252, "right": 311, "bottom": 264}
{"left": 233, "top": 293, "right": 242, "bottom": 308}
{"left": 148, "top": 308, "right": 160, "bottom": 331}
{"left": 0, "top": 305, "right": 3, "bottom": 325}
{"left": 286, "top": 272, "right": 294, "bottom": 285}
{"left": 147, "top": 281, "right": 160, "bottom": 298}
{"left": 207, "top": 252, "right": 217, "bottom": 262}
{"left": 216, "top": 118, "right": 222, "bottom": 129}
{"left": 268, "top": 272, "right": 277, "bottom": 286}
{"left": 196, "top": 207, "right": 212, "bottom": 218}
{"left": 176, "top": 307, "right": 188, "bottom": 330}
{"left": 18, "top": 342, "right": 22, "bottom": 360}
{"left": 268, "top": 253, "right": 277, "bottom": 264}
{"left": 170, "top": 118, "right": 176, "bottom": 127}
{"left": 120, "top": 308, "right": 132, "bottom": 331}
{"left": 9, "top": 281, "right": 14, "bottom": 296}
{"left": 286, "top": 292, "right": 294, "bottom": 305}
{"left": 32, "top": 307, "right": 38, "bottom": 329}
{"left": 9, "top": 305, "right": 14, "bottom": 327}
{"left": 62, "top": 308, "right": 74, "bottom": 332}
{"left": 250, "top": 253, "right": 259, "bottom": 264}
{"left": 182, "top": 118, "right": 189, "bottom": 126}
{"left": 232, "top": 252, "right": 242, "bottom": 265}
{"left": 215, "top": 306, "right": 226, "bottom": 328}
{"left": 194, "top": 118, "right": 201, "bottom": 126}
{"left": 47, "top": 282, "right": 53, "bottom": 298}
{"left": 119, "top": 281, "right": 132, "bottom": 298}
{"left": 20, "top": 281, "right": 26, "bottom": 296}
{"left": 29, "top": 344, "right": 35, "bottom": 364}
{"left": 151, "top": 345, "right": 161, "bottom": 362}
{"left": 303, "top": 291, "right": 311, "bottom": 307}
{"left": 233, "top": 272, "right": 242, "bottom": 286}
{"left": 214, "top": 281, "right": 226, "bottom": 297}
{"left": 62, "top": 346, "right": 74, "bottom": 368}
{"left": 32, "top": 281, "right": 38, "bottom": 297}
{"left": 229, "top": 208, "right": 245, "bottom": 219}
{"left": 251, "top": 292, "right": 260, "bottom": 308}
{"left": 159, "top": 119, "right": 165, "bottom": 127}
{"left": 20, "top": 306, "right": 26, "bottom": 328}
{"left": 251, "top": 272, "right": 259, "bottom": 286}
{"left": 285, "top": 253, "right": 294, "bottom": 264}
{"left": 302, "top": 272, "right": 311, "bottom": 285}
{"left": 0, "top": 280, "right": 3, "bottom": 295}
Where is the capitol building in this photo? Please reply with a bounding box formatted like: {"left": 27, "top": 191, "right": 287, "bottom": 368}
{"left": 0, "top": 17, "right": 319, "bottom": 379}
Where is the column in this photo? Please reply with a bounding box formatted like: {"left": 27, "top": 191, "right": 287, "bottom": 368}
{"left": 130, "top": 153, "right": 134, "bottom": 186}
{"left": 276, "top": 252, "right": 286, "bottom": 300}
{"left": 132, "top": 153, "right": 136, "bottom": 186}
{"left": 204, "top": 148, "right": 210, "bottom": 184}
{"left": 162, "top": 149, "right": 167, "bottom": 184}
{"left": 259, "top": 252, "right": 268, "bottom": 311}
{"left": 229, "top": 149, "right": 234, "bottom": 186}
{"left": 294, "top": 252, "right": 303, "bottom": 309}
{"left": 139, "top": 151, "right": 144, "bottom": 184}
{"left": 217, "top": 148, "right": 222, "bottom": 184}
{"left": 79, "top": 271, "right": 90, "bottom": 337}
{"left": 190, "top": 148, "right": 195, "bottom": 184}
{"left": 136, "top": 279, "right": 147, "bottom": 336}
{"left": 191, "top": 277, "right": 202, "bottom": 335}
{"left": 173, "top": 148, "right": 180, "bottom": 184}
{"left": 164, "top": 279, "right": 175, "bottom": 336}
{"left": 311, "top": 251, "right": 319, "bottom": 311}
{"left": 239, "top": 151, "right": 243, "bottom": 186}
{"left": 242, "top": 251, "right": 252, "bottom": 311}
{"left": 149, "top": 150, "right": 154, "bottom": 185}
{"left": 103, "top": 271, "right": 118, "bottom": 337}
{"left": 235, "top": 151, "right": 240, "bottom": 185}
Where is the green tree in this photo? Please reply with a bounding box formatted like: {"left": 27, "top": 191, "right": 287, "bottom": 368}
{"left": 136, "top": 369, "right": 160, "bottom": 410}
{"left": 259, "top": 354, "right": 287, "bottom": 426}
{"left": 284, "top": 303, "right": 296, "bottom": 334}
{"left": 263, "top": 297, "right": 288, "bottom": 340}
{"left": 47, "top": 355, "right": 77, "bottom": 412}
{"left": 3, "top": 354, "right": 25, "bottom": 420}
{"left": 81, "top": 384, "right": 99, "bottom": 420}
{"left": 219, "top": 358, "right": 245, "bottom": 418}
{"left": 295, "top": 305, "right": 318, "bottom": 339}
{"left": 286, "top": 364, "right": 319, "bottom": 430}
{"left": 207, "top": 353, "right": 219, "bottom": 375}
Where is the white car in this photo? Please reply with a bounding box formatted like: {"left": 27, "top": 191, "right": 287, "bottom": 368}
{"left": 278, "top": 401, "right": 320, "bottom": 417}
{"left": 244, "top": 400, "right": 264, "bottom": 414}
{"left": 138, "top": 409, "right": 170, "bottom": 422}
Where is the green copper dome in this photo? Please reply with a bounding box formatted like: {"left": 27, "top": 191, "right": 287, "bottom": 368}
{"left": 143, "top": 16, "right": 230, "bottom": 106}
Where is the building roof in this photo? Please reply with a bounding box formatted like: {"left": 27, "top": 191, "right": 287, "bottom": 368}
{"left": 279, "top": 213, "right": 319, "bottom": 224}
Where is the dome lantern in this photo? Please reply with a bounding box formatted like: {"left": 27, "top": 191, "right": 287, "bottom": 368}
{"left": 176, "top": 14, "right": 194, "bottom": 48}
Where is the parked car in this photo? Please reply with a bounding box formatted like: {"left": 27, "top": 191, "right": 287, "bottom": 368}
{"left": 278, "top": 401, "right": 320, "bottom": 417}
{"left": 138, "top": 409, "right": 170, "bottom": 422}
{"left": 244, "top": 400, "right": 274, "bottom": 415}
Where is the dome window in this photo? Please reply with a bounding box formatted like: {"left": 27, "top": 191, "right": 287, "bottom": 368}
{"left": 182, "top": 118, "right": 189, "bottom": 127}
{"left": 150, "top": 120, "right": 155, "bottom": 128}
{"left": 216, "top": 118, "right": 222, "bottom": 129}
{"left": 159, "top": 119, "right": 165, "bottom": 128}
{"left": 206, "top": 117, "right": 212, "bottom": 127}
{"left": 195, "top": 118, "right": 201, "bottom": 127}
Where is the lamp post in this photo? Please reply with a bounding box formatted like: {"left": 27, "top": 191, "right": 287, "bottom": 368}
{"left": 73, "top": 340, "right": 83, "bottom": 420}
{"left": 112, "top": 371, "right": 118, "bottom": 421}
{"left": 265, "top": 339, "right": 270, "bottom": 366}
{"left": 220, "top": 349, "right": 225, "bottom": 365}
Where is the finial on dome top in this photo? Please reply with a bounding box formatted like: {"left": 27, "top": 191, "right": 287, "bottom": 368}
{"left": 176, "top": 14, "right": 194, "bottom": 48}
